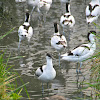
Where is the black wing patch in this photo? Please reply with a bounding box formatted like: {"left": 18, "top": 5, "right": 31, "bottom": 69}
{"left": 81, "top": 45, "right": 90, "bottom": 50}
{"left": 40, "top": 66, "right": 43, "bottom": 72}
{"left": 89, "top": 4, "right": 99, "bottom": 13}
{"left": 68, "top": 51, "right": 73, "bottom": 55}
{"left": 23, "top": 25, "right": 30, "bottom": 33}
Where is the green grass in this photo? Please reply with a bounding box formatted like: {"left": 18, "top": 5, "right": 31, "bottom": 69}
{"left": 81, "top": 29, "right": 100, "bottom": 100}
{"left": 0, "top": 28, "right": 30, "bottom": 100}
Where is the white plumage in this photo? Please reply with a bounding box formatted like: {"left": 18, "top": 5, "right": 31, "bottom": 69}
{"left": 15, "top": 0, "right": 26, "bottom": 3}
{"left": 27, "top": 0, "right": 52, "bottom": 21}
{"left": 35, "top": 53, "right": 56, "bottom": 92}
{"left": 35, "top": 53, "right": 56, "bottom": 82}
{"left": 61, "top": 31, "right": 96, "bottom": 62}
{"left": 60, "top": 2, "right": 75, "bottom": 34}
{"left": 86, "top": 0, "right": 100, "bottom": 24}
{"left": 51, "top": 22, "right": 67, "bottom": 51}
{"left": 18, "top": 12, "right": 33, "bottom": 49}
{"left": 51, "top": 22, "right": 67, "bottom": 67}
{"left": 61, "top": 31, "right": 96, "bottom": 79}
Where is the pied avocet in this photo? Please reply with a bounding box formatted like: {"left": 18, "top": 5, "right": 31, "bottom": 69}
{"left": 35, "top": 53, "right": 56, "bottom": 93}
{"left": 86, "top": 0, "right": 100, "bottom": 25}
{"left": 60, "top": 2, "right": 75, "bottom": 44}
{"left": 61, "top": 31, "right": 96, "bottom": 79}
{"left": 51, "top": 22, "right": 67, "bottom": 67}
{"left": 18, "top": 12, "right": 33, "bottom": 50}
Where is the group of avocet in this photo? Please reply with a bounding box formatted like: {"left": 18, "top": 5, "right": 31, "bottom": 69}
{"left": 17, "top": 0, "right": 99, "bottom": 93}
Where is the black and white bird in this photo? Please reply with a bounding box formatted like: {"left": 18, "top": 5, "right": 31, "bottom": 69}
{"left": 86, "top": 0, "right": 100, "bottom": 24}
{"left": 35, "top": 53, "right": 56, "bottom": 93}
{"left": 27, "top": 0, "right": 52, "bottom": 22}
{"left": 60, "top": 2, "right": 75, "bottom": 43}
{"left": 61, "top": 31, "right": 96, "bottom": 79}
{"left": 51, "top": 22, "right": 67, "bottom": 67}
{"left": 18, "top": 12, "right": 33, "bottom": 50}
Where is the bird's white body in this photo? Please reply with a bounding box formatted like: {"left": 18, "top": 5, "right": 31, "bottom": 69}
{"left": 18, "top": 23, "right": 33, "bottom": 42}
{"left": 15, "top": 0, "right": 26, "bottom": 2}
{"left": 35, "top": 54, "right": 56, "bottom": 83}
{"left": 51, "top": 32, "right": 67, "bottom": 51}
{"left": 60, "top": 13, "right": 75, "bottom": 28}
{"left": 60, "top": 3, "right": 75, "bottom": 28}
{"left": 27, "top": 0, "right": 39, "bottom": 7}
{"left": 61, "top": 31, "right": 96, "bottom": 62}
{"left": 27, "top": 0, "right": 52, "bottom": 14}
{"left": 51, "top": 23, "right": 67, "bottom": 51}
{"left": 18, "top": 13, "right": 33, "bottom": 48}
{"left": 86, "top": 0, "right": 100, "bottom": 24}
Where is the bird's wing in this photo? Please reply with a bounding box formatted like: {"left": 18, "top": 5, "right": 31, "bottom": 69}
{"left": 35, "top": 65, "right": 46, "bottom": 77}
{"left": 70, "top": 45, "right": 90, "bottom": 56}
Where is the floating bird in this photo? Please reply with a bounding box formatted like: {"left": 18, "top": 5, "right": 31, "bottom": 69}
{"left": 18, "top": 12, "right": 33, "bottom": 50}
{"left": 61, "top": 31, "right": 96, "bottom": 79}
{"left": 86, "top": 0, "right": 100, "bottom": 25}
{"left": 35, "top": 53, "right": 56, "bottom": 93}
{"left": 60, "top": 2, "right": 75, "bottom": 45}
{"left": 51, "top": 22, "right": 67, "bottom": 67}
{"left": 27, "top": 0, "right": 52, "bottom": 22}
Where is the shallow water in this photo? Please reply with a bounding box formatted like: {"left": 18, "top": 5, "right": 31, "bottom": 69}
{"left": 0, "top": 0, "right": 100, "bottom": 100}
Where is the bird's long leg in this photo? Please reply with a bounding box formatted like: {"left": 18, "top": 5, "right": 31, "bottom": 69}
{"left": 42, "top": 83, "right": 44, "bottom": 94}
{"left": 47, "top": 83, "right": 49, "bottom": 89}
{"left": 67, "top": 29, "right": 70, "bottom": 49}
{"left": 18, "top": 39, "right": 21, "bottom": 51}
{"left": 63, "top": 27, "right": 65, "bottom": 36}
{"left": 68, "top": 29, "right": 71, "bottom": 42}
{"left": 37, "top": 8, "right": 41, "bottom": 21}
{"left": 58, "top": 52, "right": 61, "bottom": 68}
{"left": 47, "top": 83, "right": 50, "bottom": 95}
{"left": 76, "top": 62, "right": 79, "bottom": 80}
{"left": 43, "top": 12, "right": 47, "bottom": 24}
{"left": 95, "top": 20, "right": 97, "bottom": 31}
{"left": 30, "top": 6, "right": 35, "bottom": 18}
{"left": 37, "top": 8, "right": 43, "bottom": 27}
{"left": 79, "top": 62, "right": 85, "bottom": 80}
{"left": 28, "top": 40, "right": 31, "bottom": 51}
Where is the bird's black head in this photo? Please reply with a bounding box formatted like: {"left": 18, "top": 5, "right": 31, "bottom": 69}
{"left": 87, "top": 31, "right": 96, "bottom": 41}
{"left": 46, "top": 53, "right": 52, "bottom": 58}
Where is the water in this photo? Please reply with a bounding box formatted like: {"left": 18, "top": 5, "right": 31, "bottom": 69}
{"left": 0, "top": 0, "right": 99, "bottom": 100}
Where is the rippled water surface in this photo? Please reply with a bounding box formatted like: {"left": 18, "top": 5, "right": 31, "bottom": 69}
{"left": 0, "top": 0, "right": 100, "bottom": 100}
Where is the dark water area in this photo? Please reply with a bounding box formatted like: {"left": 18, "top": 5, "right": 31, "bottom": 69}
{"left": 0, "top": 0, "right": 100, "bottom": 100}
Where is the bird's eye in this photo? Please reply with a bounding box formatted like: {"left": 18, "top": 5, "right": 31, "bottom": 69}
{"left": 21, "top": 35, "right": 23, "bottom": 36}
{"left": 25, "top": 35, "right": 26, "bottom": 37}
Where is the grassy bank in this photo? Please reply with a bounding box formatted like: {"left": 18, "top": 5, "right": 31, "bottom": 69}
{"left": 0, "top": 28, "right": 30, "bottom": 100}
